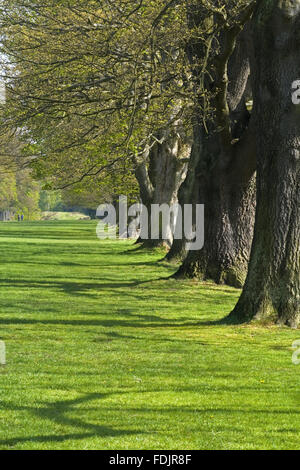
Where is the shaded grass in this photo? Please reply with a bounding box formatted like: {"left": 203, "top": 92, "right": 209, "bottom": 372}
{"left": 0, "top": 220, "right": 299, "bottom": 450}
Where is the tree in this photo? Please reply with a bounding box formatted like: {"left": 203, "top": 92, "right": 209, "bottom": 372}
{"left": 169, "top": 2, "right": 256, "bottom": 287}
{"left": 0, "top": 165, "right": 41, "bottom": 219}
{"left": 0, "top": 1, "right": 193, "bottom": 196}
{"left": 0, "top": 128, "right": 40, "bottom": 219}
{"left": 134, "top": 122, "right": 191, "bottom": 248}
{"left": 229, "top": 0, "right": 300, "bottom": 327}
{"left": 16, "top": 168, "right": 41, "bottom": 220}
{"left": 0, "top": 169, "right": 17, "bottom": 212}
{"left": 39, "top": 190, "right": 63, "bottom": 212}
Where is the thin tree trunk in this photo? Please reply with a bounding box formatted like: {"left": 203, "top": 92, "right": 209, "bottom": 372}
{"left": 229, "top": 1, "right": 300, "bottom": 327}
{"left": 165, "top": 125, "right": 201, "bottom": 262}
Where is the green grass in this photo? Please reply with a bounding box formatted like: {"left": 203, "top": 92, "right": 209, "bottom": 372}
{"left": 41, "top": 211, "right": 90, "bottom": 221}
{"left": 0, "top": 220, "right": 299, "bottom": 450}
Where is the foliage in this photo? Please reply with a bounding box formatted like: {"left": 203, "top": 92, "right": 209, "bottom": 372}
{"left": 39, "top": 190, "right": 64, "bottom": 212}
{"left": 15, "top": 168, "right": 41, "bottom": 219}
{"left": 0, "top": 0, "right": 255, "bottom": 186}
{"left": 0, "top": 170, "right": 17, "bottom": 211}
{"left": 0, "top": 166, "right": 41, "bottom": 219}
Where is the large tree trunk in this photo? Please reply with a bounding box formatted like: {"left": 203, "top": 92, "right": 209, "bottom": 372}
{"left": 175, "top": 121, "right": 256, "bottom": 287}
{"left": 175, "top": 26, "right": 256, "bottom": 287}
{"left": 134, "top": 128, "right": 189, "bottom": 249}
{"left": 229, "top": 1, "right": 300, "bottom": 326}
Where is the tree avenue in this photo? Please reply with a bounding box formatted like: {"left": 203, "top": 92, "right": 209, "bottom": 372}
{"left": 0, "top": 0, "right": 299, "bottom": 326}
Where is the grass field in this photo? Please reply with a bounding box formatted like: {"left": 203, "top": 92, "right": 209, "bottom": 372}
{"left": 0, "top": 221, "right": 299, "bottom": 450}
{"left": 41, "top": 211, "right": 91, "bottom": 221}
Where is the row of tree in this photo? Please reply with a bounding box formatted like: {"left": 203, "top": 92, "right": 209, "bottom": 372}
{"left": 0, "top": 167, "right": 130, "bottom": 218}
{"left": 0, "top": 0, "right": 299, "bottom": 326}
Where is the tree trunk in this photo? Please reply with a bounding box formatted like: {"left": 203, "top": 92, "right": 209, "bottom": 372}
{"left": 229, "top": 1, "right": 300, "bottom": 327}
{"left": 134, "top": 129, "right": 189, "bottom": 249}
{"left": 174, "top": 26, "right": 256, "bottom": 287}
{"left": 165, "top": 125, "right": 202, "bottom": 262}
{"left": 175, "top": 122, "right": 256, "bottom": 287}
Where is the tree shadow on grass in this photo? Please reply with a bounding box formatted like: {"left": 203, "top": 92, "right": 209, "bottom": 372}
{"left": 0, "top": 315, "right": 230, "bottom": 329}
{"left": 1, "top": 390, "right": 298, "bottom": 448}
{"left": 0, "top": 392, "right": 145, "bottom": 448}
{"left": 0, "top": 259, "right": 165, "bottom": 268}
{"left": 0, "top": 277, "right": 174, "bottom": 300}
{"left": 94, "top": 330, "right": 208, "bottom": 346}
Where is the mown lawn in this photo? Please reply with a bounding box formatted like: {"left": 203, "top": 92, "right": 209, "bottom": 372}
{"left": 0, "top": 220, "right": 299, "bottom": 450}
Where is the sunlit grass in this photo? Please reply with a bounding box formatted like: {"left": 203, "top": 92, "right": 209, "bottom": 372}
{"left": 0, "top": 221, "right": 299, "bottom": 450}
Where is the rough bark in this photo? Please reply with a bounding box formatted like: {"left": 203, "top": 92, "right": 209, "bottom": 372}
{"left": 134, "top": 128, "right": 190, "bottom": 249}
{"left": 229, "top": 0, "right": 300, "bottom": 326}
{"left": 175, "top": 26, "right": 256, "bottom": 287}
{"left": 165, "top": 126, "right": 202, "bottom": 262}
{"left": 175, "top": 121, "right": 256, "bottom": 287}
